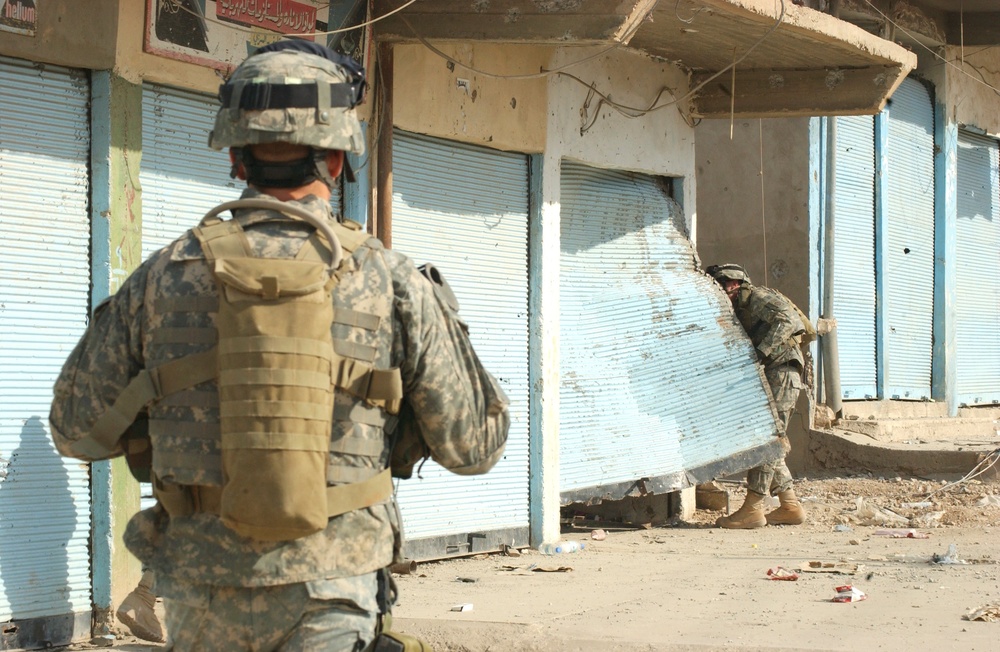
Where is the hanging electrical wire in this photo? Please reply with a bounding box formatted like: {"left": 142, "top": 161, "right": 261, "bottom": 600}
{"left": 860, "top": 0, "right": 1000, "bottom": 97}
{"left": 924, "top": 448, "right": 1000, "bottom": 499}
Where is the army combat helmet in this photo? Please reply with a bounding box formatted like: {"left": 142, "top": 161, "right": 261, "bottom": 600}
{"left": 209, "top": 40, "right": 366, "bottom": 187}
{"left": 706, "top": 263, "right": 751, "bottom": 286}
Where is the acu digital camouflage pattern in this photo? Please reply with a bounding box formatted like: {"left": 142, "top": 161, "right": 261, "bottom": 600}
{"left": 732, "top": 284, "right": 806, "bottom": 370}
{"left": 209, "top": 50, "right": 366, "bottom": 155}
{"left": 161, "top": 572, "right": 378, "bottom": 651}
{"left": 50, "top": 187, "right": 509, "bottom": 591}
{"left": 726, "top": 281, "right": 806, "bottom": 497}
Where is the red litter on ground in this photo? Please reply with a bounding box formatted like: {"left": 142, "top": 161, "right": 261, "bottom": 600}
{"left": 766, "top": 566, "right": 799, "bottom": 581}
{"left": 832, "top": 585, "right": 867, "bottom": 603}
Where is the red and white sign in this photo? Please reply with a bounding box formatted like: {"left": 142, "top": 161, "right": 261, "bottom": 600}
{"left": 0, "top": 0, "right": 37, "bottom": 36}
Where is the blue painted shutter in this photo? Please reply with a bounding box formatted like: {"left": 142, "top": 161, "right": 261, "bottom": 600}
{"left": 883, "top": 78, "right": 934, "bottom": 399}
{"left": 390, "top": 131, "right": 530, "bottom": 547}
{"left": 955, "top": 131, "right": 1000, "bottom": 406}
{"left": 558, "top": 163, "right": 779, "bottom": 497}
{"left": 832, "top": 116, "right": 878, "bottom": 399}
{"left": 0, "top": 57, "right": 92, "bottom": 633}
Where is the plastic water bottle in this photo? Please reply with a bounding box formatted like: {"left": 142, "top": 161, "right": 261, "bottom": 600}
{"left": 538, "top": 540, "right": 585, "bottom": 555}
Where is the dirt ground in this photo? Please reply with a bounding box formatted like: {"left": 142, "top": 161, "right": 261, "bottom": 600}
{"left": 389, "top": 472, "right": 1000, "bottom": 652}
{"left": 60, "top": 472, "right": 1000, "bottom": 652}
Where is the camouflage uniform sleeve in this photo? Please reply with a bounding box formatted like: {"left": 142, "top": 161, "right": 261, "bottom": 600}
{"left": 49, "top": 268, "right": 147, "bottom": 461}
{"left": 752, "top": 289, "right": 805, "bottom": 362}
{"left": 388, "top": 253, "right": 509, "bottom": 476}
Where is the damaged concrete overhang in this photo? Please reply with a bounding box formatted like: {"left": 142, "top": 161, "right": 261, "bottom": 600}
{"left": 373, "top": 0, "right": 916, "bottom": 118}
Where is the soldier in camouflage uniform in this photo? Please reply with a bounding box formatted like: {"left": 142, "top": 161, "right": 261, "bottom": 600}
{"left": 50, "top": 40, "right": 509, "bottom": 651}
{"left": 706, "top": 264, "right": 808, "bottom": 529}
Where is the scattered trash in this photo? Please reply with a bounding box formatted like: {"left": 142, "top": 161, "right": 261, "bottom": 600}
{"left": 455, "top": 577, "right": 477, "bottom": 583}
{"left": 832, "top": 585, "right": 867, "bottom": 603}
{"left": 853, "top": 497, "right": 909, "bottom": 527}
{"left": 902, "top": 501, "right": 933, "bottom": 509}
{"left": 799, "top": 561, "right": 862, "bottom": 575}
{"left": 912, "top": 511, "right": 946, "bottom": 528}
{"left": 591, "top": 529, "right": 607, "bottom": 541}
{"left": 390, "top": 560, "right": 418, "bottom": 575}
{"left": 976, "top": 495, "right": 1000, "bottom": 508}
{"left": 450, "top": 603, "right": 474, "bottom": 612}
{"left": 932, "top": 543, "right": 969, "bottom": 565}
{"left": 963, "top": 604, "right": 1000, "bottom": 622}
{"left": 538, "top": 540, "right": 584, "bottom": 555}
{"left": 766, "top": 566, "right": 799, "bottom": 581}
{"left": 849, "top": 539, "right": 861, "bottom": 545}
{"left": 833, "top": 524, "right": 852, "bottom": 533}
{"left": 500, "top": 544, "right": 521, "bottom": 557}
{"left": 873, "top": 529, "right": 930, "bottom": 539}
{"left": 532, "top": 566, "right": 573, "bottom": 573}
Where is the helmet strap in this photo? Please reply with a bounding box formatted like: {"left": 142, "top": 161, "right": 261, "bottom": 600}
{"left": 234, "top": 147, "right": 320, "bottom": 188}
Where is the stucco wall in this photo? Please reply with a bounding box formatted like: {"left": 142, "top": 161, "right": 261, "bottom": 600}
{"left": 546, "top": 47, "right": 695, "bottom": 188}
{"left": 693, "top": 117, "right": 812, "bottom": 311}
{"left": 941, "top": 46, "right": 1000, "bottom": 138}
{"left": 0, "top": 0, "right": 118, "bottom": 70}
{"left": 392, "top": 43, "right": 549, "bottom": 154}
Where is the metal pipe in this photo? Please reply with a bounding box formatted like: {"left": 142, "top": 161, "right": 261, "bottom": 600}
{"left": 376, "top": 43, "right": 394, "bottom": 248}
{"left": 822, "top": 116, "right": 843, "bottom": 418}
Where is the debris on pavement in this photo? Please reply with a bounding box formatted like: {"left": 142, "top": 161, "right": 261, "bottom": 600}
{"left": 450, "top": 603, "right": 474, "bottom": 612}
{"left": 975, "top": 495, "right": 1000, "bottom": 508}
{"left": 832, "top": 585, "right": 867, "bottom": 603}
{"left": 455, "top": 577, "right": 478, "bottom": 583}
{"left": 501, "top": 543, "right": 522, "bottom": 557}
{"left": 766, "top": 566, "right": 799, "bottom": 581}
{"left": 873, "top": 528, "right": 930, "bottom": 539}
{"left": 591, "top": 529, "right": 607, "bottom": 541}
{"left": 963, "top": 604, "right": 1000, "bottom": 622}
{"left": 932, "top": 543, "right": 969, "bottom": 565}
{"left": 532, "top": 566, "right": 574, "bottom": 573}
{"left": 799, "top": 561, "right": 863, "bottom": 575}
{"left": 912, "top": 511, "right": 946, "bottom": 528}
{"left": 833, "top": 524, "right": 852, "bottom": 532}
{"left": 853, "top": 497, "right": 909, "bottom": 527}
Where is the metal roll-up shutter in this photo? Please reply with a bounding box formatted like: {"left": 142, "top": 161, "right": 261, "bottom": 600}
{"left": 0, "top": 57, "right": 92, "bottom": 644}
{"left": 883, "top": 78, "right": 934, "bottom": 399}
{"left": 390, "top": 131, "right": 530, "bottom": 556}
{"left": 141, "top": 84, "right": 343, "bottom": 261}
{"left": 955, "top": 131, "right": 1000, "bottom": 406}
{"left": 832, "top": 116, "right": 877, "bottom": 399}
{"left": 141, "top": 84, "right": 244, "bottom": 257}
{"left": 558, "top": 163, "right": 780, "bottom": 499}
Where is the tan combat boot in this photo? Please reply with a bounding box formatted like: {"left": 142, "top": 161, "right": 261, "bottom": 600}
{"left": 715, "top": 491, "right": 767, "bottom": 529}
{"left": 116, "top": 570, "right": 164, "bottom": 643}
{"left": 765, "top": 489, "right": 807, "bottom": 525}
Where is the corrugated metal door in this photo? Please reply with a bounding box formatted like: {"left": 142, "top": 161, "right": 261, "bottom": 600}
{"left": 883, "top": 78, "right": 934, "bottom": 399}
{"left": 955, "top": 131, "right": 1000, "bottom": 406}
{"left": 390, "top": 131, "right": 530, "bottom": 553}
{"left": 140, "top": 84, "right": 242, "bottom": 257}
{"left": 141, "top": 83, "right": 342, "bottom": 260}
{"left": 0, "top": 57, "right": 93, "bottom": 636}
{"left": 558, "top": 162, "right": 780, "bottom": 498}
{"left": 832, "top": 116, "right": 878, "bottom": 399}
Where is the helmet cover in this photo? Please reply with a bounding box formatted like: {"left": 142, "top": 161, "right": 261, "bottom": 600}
{"left": 706, "top": 263, "right": 751, "bottom": 285}
{"left": 209, "top": 43, "right": 365, "bottom": 155}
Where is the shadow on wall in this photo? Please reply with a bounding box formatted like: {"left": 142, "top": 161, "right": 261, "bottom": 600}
{"left": 0, "top": 416, "right": 81, "bottom": 649}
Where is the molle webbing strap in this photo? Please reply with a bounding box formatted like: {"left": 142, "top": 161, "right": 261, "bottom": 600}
{"left": 74, "top": 350, "right": 218, "bottom": 458}
{"left": 160, "top": 468, "right": 394, "bottom": 520}
{"left": 194, "top": 220, "right": 253, "bottom": 262}
{"left": 333, "top": 352, "right": 403, "bottom": 414}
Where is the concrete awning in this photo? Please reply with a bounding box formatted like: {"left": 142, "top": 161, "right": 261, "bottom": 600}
{"left": 374, "top": 0, "right": 917, "bottom": 118}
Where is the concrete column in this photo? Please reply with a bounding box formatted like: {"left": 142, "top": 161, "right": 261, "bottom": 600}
{"left": 89, "top": 70, "right": 144, "bottom": 633}
{"left": 528, "top": 154, "right": 562, "bottom": 547}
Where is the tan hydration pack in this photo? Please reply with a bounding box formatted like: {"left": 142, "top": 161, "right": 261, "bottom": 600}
{"left": 193, "top": 199, "right": 350, "bottom": 541}
{"left": 81, "top": 198, "right": 399, "bottom": 542}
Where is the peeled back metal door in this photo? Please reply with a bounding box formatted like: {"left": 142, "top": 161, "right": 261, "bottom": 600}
{"left": 0, "top": 57, "right": 93, "bottom": 647}
{"left": 558, "top": 162, "right": 781, "bottom": 500}
{"left": 832, "top": 116, "right": 878, "bottom": 399}
{"left": 883, "top": 78, "right": 934, "bottom": 400}
{"left": 955, "top": 131, "right": 1000, "bottom": 406}
{"left": 390, "top": 131, "right": 530, "bottom": 558}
